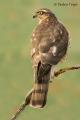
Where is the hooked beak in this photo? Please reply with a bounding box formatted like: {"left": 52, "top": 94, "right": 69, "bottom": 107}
{"left": 33, "top": 13, "right": 37, "bottom": 18}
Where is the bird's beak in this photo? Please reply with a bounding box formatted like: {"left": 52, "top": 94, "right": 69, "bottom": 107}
{"left": 33, "top": 13, "right": 37, "bottom": 18}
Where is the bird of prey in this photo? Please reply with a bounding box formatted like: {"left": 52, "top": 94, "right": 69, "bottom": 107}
{"left": 29, "top": 8, "right": 69, "bottom": 108}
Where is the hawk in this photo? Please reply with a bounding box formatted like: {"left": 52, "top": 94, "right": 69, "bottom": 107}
{"left": 29, "top": 8, "right": 69, "bottom": 108}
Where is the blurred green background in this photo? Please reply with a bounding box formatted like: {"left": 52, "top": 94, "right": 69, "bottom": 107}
{"left": 0, "top": 0, "right": 80, "bottom": 120}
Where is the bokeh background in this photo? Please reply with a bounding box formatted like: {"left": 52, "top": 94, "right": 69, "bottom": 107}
{"left": 0, "top": 0, "right": 80, "bottom": 120}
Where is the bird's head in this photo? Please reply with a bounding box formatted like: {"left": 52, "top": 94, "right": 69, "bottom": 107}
{"left": 33, "top": 8, "right": 56, "bottom": 24}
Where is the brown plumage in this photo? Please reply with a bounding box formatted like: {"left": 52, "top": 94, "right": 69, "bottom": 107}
{"left": 30, "top": 8, "right": 69, "bottom": 108}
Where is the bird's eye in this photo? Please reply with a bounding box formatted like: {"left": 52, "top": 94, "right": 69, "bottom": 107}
{"left": 40, "top": 11, "right": 44, "bottom": 15}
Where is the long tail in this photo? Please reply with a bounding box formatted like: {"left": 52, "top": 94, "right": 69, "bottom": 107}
{"left": 29, "top": 63, "right": 51, "bottom": 108}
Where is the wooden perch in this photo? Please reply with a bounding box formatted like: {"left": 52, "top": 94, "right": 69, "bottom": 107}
{"left": 10, "top": 89, "right": 33, "bottom": 120}
{"left": 54, "top": 65, "right": 80, "bottom": 77}
{"left": 10, "top": 65, "right": 80, "bottom": 120}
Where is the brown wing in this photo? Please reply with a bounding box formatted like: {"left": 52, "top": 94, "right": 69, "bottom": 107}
{"left": 31, "top": 22, "right": 68, "bottom": 65}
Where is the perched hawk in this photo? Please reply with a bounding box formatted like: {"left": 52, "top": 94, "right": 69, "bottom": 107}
{"left": 30, "top": 8, "right": 69, "bottom": 108}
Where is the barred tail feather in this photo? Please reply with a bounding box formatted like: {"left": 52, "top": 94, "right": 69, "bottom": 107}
{"left": 29, "top": 63, "right": 51, "bottom": 108}
{"left": 29, "top": 74, "right": 50, "bottom": 108}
